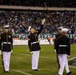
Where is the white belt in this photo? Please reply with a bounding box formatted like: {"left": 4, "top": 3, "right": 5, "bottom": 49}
{"left": 2, "top": 42, "right": 11, "bottom": 44}
{"left": 59, "top": 45, "right": 67, "bottom": 47}
{"left": 31, "top": 41, "right": 39, "bottom": 45}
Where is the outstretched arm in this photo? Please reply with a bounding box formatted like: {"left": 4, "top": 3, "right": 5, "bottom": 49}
{"left": 37, "top": 19, "right": 46, "bottom": 35}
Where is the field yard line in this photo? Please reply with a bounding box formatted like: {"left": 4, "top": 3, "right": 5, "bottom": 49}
{"left": 69, "top": 66, "right": 76, "bottom": 68}
{"left": 13, "top": 52, "right": 56, "bottom": 59}
{"left": 13, "top": 52, "right": 76, "bottom": 60}
{"left": 68, "top": 57, "right": 76, "bottom": 61}
{"left": 11, "top": 69, "right": 32, "bottom": 75}
{"left": 13, "top": 52, "right": 31, "bottom": 56}
{"left": 13, "top": 52, "right": 76, "bottom": 61}
{"left": 0, "top": 65, "right": 32, "bottom": 75}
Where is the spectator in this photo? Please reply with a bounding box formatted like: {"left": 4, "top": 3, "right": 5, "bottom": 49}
{"left": 0, "top": 11, "right": 76, "bottom": 36}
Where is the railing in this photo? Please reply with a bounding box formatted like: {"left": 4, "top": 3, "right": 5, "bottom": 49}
{"left": 13, "top": 34, "right": 76, "bottom": 39}
{"left": 0, "top": 5, "right": 76, "bottom": 11}
{"left": 12, "top": 33, "right": 76, "bottom": 44}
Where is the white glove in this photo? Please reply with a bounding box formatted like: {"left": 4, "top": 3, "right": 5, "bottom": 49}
{"left": 0, "top": 50, "right": 1, "bottom": 55}
{"left": 30, "top": 51, "right": 33, "bottom": 54}
{"left": 28, "top": 26, "right": 31, "bottom": 32}
{"left": 67, "top": 55, "right": 70, "bottom": 57}
{"left": 50, "top": 39, "right": 54, "bottom": 45}
{"left": 41, "top": 19, "right": 46, "bottom": 25}
{"left": 11, "top": 50, "right": 13, "bottom": 53}
{"left": 54, "top": 49, "right": 56, "bottom": 53}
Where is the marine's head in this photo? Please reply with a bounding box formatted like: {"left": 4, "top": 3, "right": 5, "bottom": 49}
{"left": 57, "top": 27, "right": 63, "bottom": 34}
{"left": 3, "top": 25, "right": 9, "bottom": 33}
{"left": 61, "top": 28, "right": 69, "bottom": 34}
{"left": 28, "top": 26, "right": 36, "bottom": 34}
{"left": 30, "top": 27, "right": 36, "bottom": 34}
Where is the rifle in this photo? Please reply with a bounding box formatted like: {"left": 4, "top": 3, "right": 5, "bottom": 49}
{"left": 44, "top": 2, "right": 54, "bottom": 25}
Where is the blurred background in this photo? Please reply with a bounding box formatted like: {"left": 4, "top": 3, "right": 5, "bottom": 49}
{"left": 0, "top": 0, "right": 76, "bottom": 44}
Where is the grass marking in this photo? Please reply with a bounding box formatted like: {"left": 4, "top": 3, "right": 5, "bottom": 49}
{"left": 11, "top": 69, "right": 32, "bottom": 75}
{"left": 0, "top": 65, "right": 32, "bottom": 75}
{"left": 13, "top": 52, "right": 56, "bottom": 59}
{"left": 68, "top": 57, "right": 76, "bottom": 61}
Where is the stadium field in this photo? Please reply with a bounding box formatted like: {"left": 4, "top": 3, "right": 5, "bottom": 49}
{"left": 0, "top": 45, "right": 76, "bottom": 75}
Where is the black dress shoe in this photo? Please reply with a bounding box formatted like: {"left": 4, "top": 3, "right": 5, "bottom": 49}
{"left": 32, "top": 69, "right": 38, "bottom": 71}
{"left": 67, "top": 71, "right": 72, "bottom": 75}
{"left": 4, "top": 71, "right": 9, "bottom": 73}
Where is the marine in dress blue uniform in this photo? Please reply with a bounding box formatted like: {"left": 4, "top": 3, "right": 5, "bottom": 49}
{"left": 56, "top": 28, "right": 72, "bottom": 75}
{"left": 47, "top": 27, "right": 63, "bottom": 69}
{"left": 28, "top": 19, "right": 46, "bottom": 71}
{"left": 0, "top": 25, "right": 13, "bottom": 73}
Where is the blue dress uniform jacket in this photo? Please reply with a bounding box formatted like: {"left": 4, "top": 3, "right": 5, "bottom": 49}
{"left": 1, "top": 32, "right": 13, "bottom": 52}
{"left": 56, "top": 35, "right": 70, "bottom": 55}
{"left": 28, "top": 25, "right": 43, "bottom": 52}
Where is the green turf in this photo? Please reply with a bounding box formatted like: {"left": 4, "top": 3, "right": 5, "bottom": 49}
{"left": 0, "top": 45, "right": 76, "bottom": 75}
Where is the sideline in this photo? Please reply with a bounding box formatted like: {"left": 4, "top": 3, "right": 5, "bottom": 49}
{"left": 69, "top": 66, "right": 76, "bottom": 68}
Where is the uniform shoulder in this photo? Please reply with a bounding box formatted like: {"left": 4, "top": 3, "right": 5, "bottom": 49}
{"left": 56, "top": 33, "right": 61, "bottom": 38}
{"left": 67, "top": 36, "right": 70, "bottom": 40}
{"left": 63, "top": 35, "right": 70, "bottom": 39}
{"left": 1, "top": 32, "right": 5, "bottom": 35}
{"left": 64, "top": 35, "right": 69, "bottom": 38}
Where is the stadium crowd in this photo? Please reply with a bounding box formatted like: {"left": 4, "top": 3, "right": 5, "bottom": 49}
{"left": 0, "top": 10, "right": 76, "bottom": 43}
{"left": 0, "top": 11, "right": 76, "bottom": 35}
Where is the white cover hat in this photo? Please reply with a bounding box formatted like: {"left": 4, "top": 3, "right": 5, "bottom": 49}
{"left": 61, "top": 28, "right": 69, "bottom": 32}
{"left": 4, "top": 25, "right": 9, "bottom": 28}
